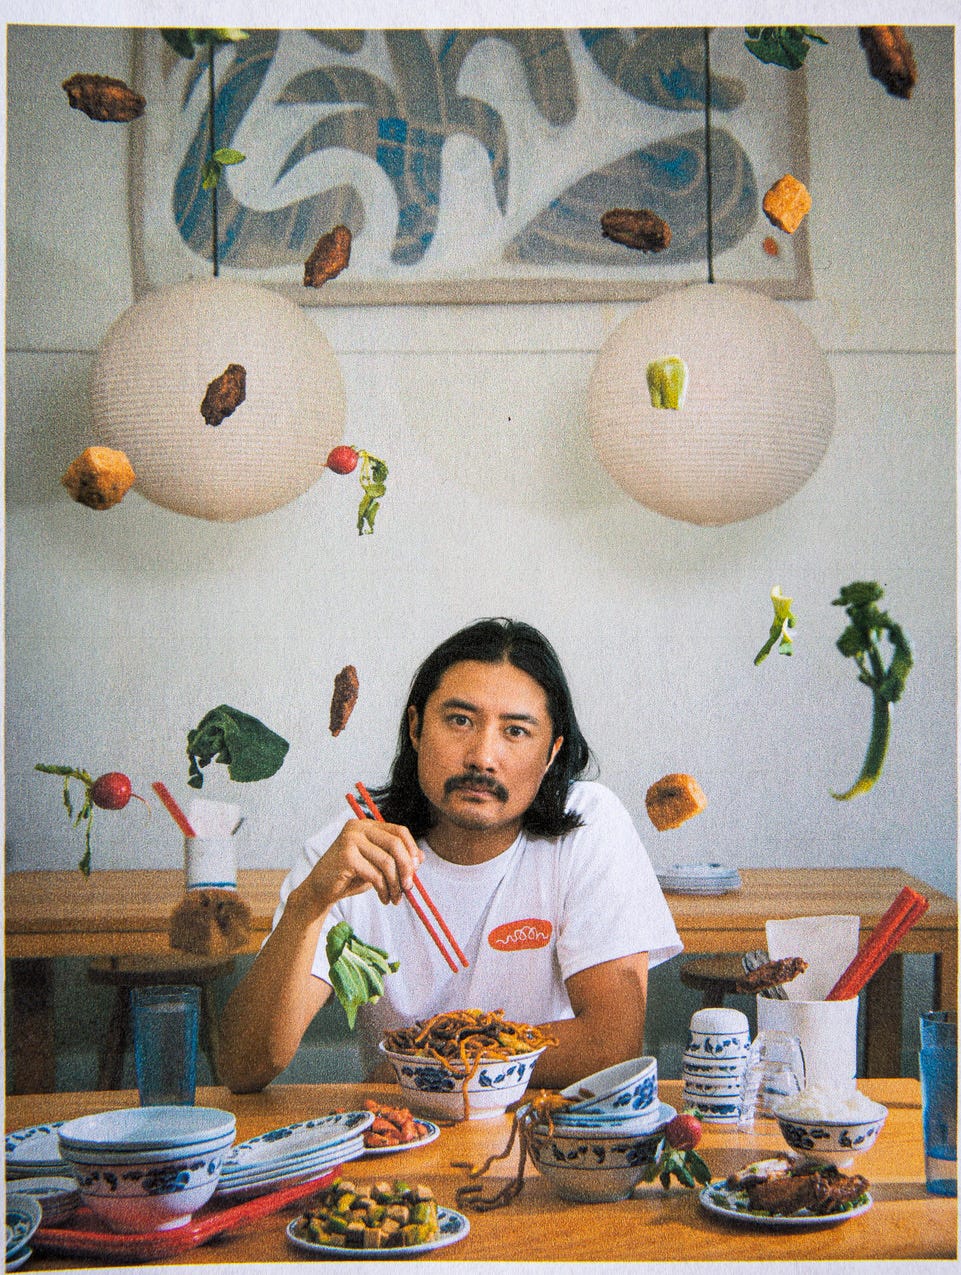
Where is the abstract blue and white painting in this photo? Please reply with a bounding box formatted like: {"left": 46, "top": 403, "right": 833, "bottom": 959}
{"left": 134, "top": 27, "right": 812, "bottom": 303}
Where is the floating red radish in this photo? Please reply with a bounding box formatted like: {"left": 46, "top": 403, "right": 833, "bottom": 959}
{"left": 326, "top": 445, "right": 359, "bottom": 475}
{"left": 35, "top": 763, "right": 147, "bottom": 875}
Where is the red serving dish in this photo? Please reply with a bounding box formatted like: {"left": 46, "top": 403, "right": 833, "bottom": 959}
{"left": 31, "top": 1166, "right": 340, "bottom": 1262}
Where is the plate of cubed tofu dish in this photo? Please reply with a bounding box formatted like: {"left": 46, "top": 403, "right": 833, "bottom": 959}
{"left": 286, "top": 1177, "right": 469, "bottom": 1257}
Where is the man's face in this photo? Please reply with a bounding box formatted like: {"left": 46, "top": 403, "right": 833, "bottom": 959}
{"left": 408, "top": 659, "right": 562, "bottom": 844}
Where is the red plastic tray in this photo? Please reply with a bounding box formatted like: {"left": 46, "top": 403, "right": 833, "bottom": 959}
{"left": 31, "top": 1166, "right": 340, "bottom": 1262}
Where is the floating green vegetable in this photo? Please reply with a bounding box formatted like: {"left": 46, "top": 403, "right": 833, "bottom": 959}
{"left": 186, "top": 705, "right": 289, "bottom": 789}
{"left": 161, "top": 28, "right": 249, "bottom": 58}
{"left": 356, "top": 451, "right": 389, "bottom": 535}
{"left": 646, "top": 357, "right": 688, "bottom": 410}
{"left": 754, "top": 585, "right": 797, "bottom": 664}
{"left": 326, "top": 921, "right": 400, "bottom": 1029}
{"left": 831, "top": 581, "right": 913, "bottom": 800}
{"left": 744, "top": 27, "right": 828, "bottom": 70}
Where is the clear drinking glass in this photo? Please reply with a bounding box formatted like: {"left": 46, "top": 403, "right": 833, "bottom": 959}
{"left": 737, "top": 1029, "right": 805, "bottom": 1131}
{"left": 132, "top": 984, "right": 200, "bottom": 1106}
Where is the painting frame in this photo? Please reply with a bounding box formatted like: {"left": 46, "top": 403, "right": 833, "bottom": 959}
{"left": 131, "top": 27, "right": 814, "bottom": 306}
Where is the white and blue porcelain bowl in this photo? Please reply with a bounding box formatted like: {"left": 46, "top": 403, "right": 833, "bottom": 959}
{"left": 773, "top": 1100, "right": 888, "bottom": 1168}
{"left": 378, "top": 1041, "right": 547, "bottom": 1121}
{"left": 57, "top": 1106, "right": 236, "bottom": 1152}
{"left": 58, "top": 1140, "right": 231, "bottom": 1232}
{"left": 559, "top": 1056, "right": 658, "bottom": 1121}
{"left": 529, "top": 1104, "right": 675, "bottom": 1202}
{"left": 685, "top": 1008, "right": 751, "bottom": 1061}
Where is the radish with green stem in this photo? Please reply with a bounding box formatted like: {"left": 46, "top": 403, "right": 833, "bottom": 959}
{"left": 35, "top": 763, "right": 148, "bottom": 875}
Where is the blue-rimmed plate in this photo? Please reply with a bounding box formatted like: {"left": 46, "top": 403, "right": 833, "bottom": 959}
{"left": 221, "top": 1112, "right": 374, "bottom": 1174}
{"left": 286, "top": 1206, "right": 469, "bottom": 1258}
{"left": 699, "top": 1181, "right": 873, "bottom": 1227}
{"left": 6, "top": 1195, "right": 42, "bottom": 1263}
{"left": 359, "top": 1120, "right": 441, "bottom": 1156}
{"left": 5, "top": 1123, "right": 67, "bottom": 1175}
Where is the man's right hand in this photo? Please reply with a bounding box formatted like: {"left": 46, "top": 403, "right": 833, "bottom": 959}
{"left": 299, "top": 817, "right": 425, "bottom": 914}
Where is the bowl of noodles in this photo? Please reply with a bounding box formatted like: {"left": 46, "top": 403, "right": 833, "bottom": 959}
{"left": 379, "top": 1009, "right": 556, "bottom": 1121}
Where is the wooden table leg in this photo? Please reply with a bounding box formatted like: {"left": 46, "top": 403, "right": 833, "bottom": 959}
{"left": 8, "top": 958, "right": 56, "bottom": 1093}
{"left": 934, "top": 937, "right": 958, "bottom": 1014}
{"left": 863, "top": 953, "right": 903, "bottom": 1077}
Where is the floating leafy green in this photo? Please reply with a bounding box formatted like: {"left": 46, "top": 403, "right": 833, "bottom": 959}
{"left": 744, "top": 27, "right": 828, "bottom": 70}
{"left": 201, "top": 147, "right": 246, "bottom": 191}
{"left": 186, "top": 705, "right": 289, "bottom": 789}
{"left": 831, "top": 581, "right": 913, "bottom": 800}
{"left": 754, "top": 586, "right": 797, "bottom": 665}
{"left": 35, "top": 763, "right": 95, "bottom": 875}
{"left": 161, "top": 29, "right": 250, "bottom": 58}
{"left": 326, "top": 921, "right": 400, "bottom": 1029}
{"left": 356, "top": 451, "right": 389, "bottom": 535}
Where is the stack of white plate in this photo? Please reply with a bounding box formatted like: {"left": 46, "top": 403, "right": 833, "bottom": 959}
{"left": 656, "top": 863, "right": 741, "bottom": 896}
{"left": 6, "top": 1177, "right": 81, "bottom": 1227}
{"left": 215, "top": 1111, "right": 375, "bottom": 1202}
{"left": 6, "top": 1194, "right": 42, "bottom": 1271}
{"left": 5, "top": 1122, "right": 69, "bottom": 1179}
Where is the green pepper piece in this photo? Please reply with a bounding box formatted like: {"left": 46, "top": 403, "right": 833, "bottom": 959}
{"left": 646, "top": 356, "right": 688, "bottom": 409}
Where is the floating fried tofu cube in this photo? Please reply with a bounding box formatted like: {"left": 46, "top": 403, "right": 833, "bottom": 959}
{"left": 61, "top": 445, "right": 136, "bottom": 510}
{"left": 762, "top": 175, "right": 812, "bottom": 234}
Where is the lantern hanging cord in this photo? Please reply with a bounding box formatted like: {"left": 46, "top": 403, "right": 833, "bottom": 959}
{"left": 703, "top": 27, "right": 715, "bottom": 284}
{"left": 208, "top": 42, "right": 219, "bottom": 277}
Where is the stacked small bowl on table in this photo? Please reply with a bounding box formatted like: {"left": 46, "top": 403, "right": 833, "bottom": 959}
{"left": 55, "top": 1106, "right": 236, "bottom": 1233}
{"left": 681, "top": 1008, "right": 751, "bottom": 1123}
{"left": 527, "top": 1056, "right": 676, "bottom": 1202}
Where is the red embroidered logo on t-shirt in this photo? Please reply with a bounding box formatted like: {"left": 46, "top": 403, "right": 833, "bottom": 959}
{"left": 487, "top": 918, "right": 553, "bottom": 951}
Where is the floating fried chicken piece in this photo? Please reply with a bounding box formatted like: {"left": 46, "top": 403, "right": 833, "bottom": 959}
{"left": 304, "top": 225, "right": 352, "bottom": 287}
{"left": 601, "top": 208, "right": 672, "bottom": 253}
{"left": 733, "top": 956, "right": 808, "bottom": 994}
{"left": 745, "top": 1162, "right": 870, "bottom": 1216}
{"left": 62, "top": 72, "right": 145, "bottom": 122}
{"left": 859, "top": 26, "right": 917, "bottom": 99}
{"left": 169, "top": 888, "right": 252, "bottom": 958}
{"left": 645, "top": 773, "right": 708, "bottom": 831}
{"left": 201, "top": 363, "right": 246, "bottom": 427}
{"left": 762, "top": 175, "right": 812, "bottom": 234}
{"left": 329, "top": 664, "right": 360, "bottom": 736}
{"left": 62, "top": 445, "right": 136, "bottom": 510}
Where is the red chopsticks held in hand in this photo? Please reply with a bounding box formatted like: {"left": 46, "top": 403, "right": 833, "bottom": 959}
{"left": 346, "top": 781, "right": 469, "bottom": 974}
{"left": 826, "top": 885, "right": 930, "bottom": 1001}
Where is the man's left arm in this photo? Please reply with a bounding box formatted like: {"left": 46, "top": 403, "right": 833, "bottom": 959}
{"left": 530, "top": 952, "right": 649, "bottom": 1089}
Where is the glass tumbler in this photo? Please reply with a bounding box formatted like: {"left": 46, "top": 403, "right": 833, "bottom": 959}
{"left": 737, "top": 1029, "right": 805, "bottom": 1131}
{"left": 132, "top": 984, "right": 200, "bottom": 1106}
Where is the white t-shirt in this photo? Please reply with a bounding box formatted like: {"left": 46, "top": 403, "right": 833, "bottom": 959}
{"left": 272, "top": 781, "right": 683, "bottom": 1077}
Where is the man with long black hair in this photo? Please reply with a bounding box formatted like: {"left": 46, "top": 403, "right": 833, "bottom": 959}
{"left": 220, "top": 618, "right": 681, "bottom": 1092}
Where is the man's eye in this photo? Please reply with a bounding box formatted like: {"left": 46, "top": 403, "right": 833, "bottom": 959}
{"left": 447, "top": 713, "right": 471, "bottom": 727}
{"left": 505, "top": 725, "right": 530, "bottom": 739}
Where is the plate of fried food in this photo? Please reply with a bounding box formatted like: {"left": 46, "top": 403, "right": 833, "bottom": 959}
{"left": 699, "top": 1157, "right": 872, "bottom": 1227}
{"left": 355, "top": 1101, "right": 441, "bottom": 1156}
{"left": 286, "top": 1177, "right": 468, "bottom": 1258}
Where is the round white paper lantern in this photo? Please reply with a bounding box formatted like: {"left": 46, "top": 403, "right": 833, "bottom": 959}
{"left": 90, "top": 278, "right": 346, "bottom": 521}
{"left": 587, "top": 283, "right": 835, "bottom": 526}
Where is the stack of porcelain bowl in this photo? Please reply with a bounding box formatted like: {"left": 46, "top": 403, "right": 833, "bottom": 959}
{"left": 57, "top": 1106, "right": 236, "bottom": 1233}
{"left": 528, "top": 1056, "right": 676, "bottom": 1202}
{"left": 682, "top": 1008, "right": 751, "bottom": 1123}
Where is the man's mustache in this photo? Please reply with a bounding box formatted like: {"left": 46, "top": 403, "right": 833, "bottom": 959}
{"left": 444, "top": 772, "right": 509, "bottom": 802}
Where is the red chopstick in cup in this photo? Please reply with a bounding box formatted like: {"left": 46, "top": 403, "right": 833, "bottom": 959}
{"left": 151, "top": 781, "right": 197, "bottom": 838}
{"left": 826, "top": 885, "right": 930, "bottom": 1000}
{"left": 347, "top": 783, "right": 468, "bottom": 973}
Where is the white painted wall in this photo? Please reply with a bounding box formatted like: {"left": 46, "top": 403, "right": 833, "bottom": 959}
{"left": 5, "top": 24, "right": 956, "bottom": 1081}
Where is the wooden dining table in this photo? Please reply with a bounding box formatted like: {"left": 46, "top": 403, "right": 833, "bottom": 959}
{"left": 5, "top": 866, "right": 957, "bottom": 1092}
{"left": 4, "top": 1078, "right": 955, "bottom": 1264}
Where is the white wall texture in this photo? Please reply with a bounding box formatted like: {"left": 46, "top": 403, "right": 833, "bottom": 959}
{"left": 4, "top": 24, "right": 956, "bottom": 1083}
